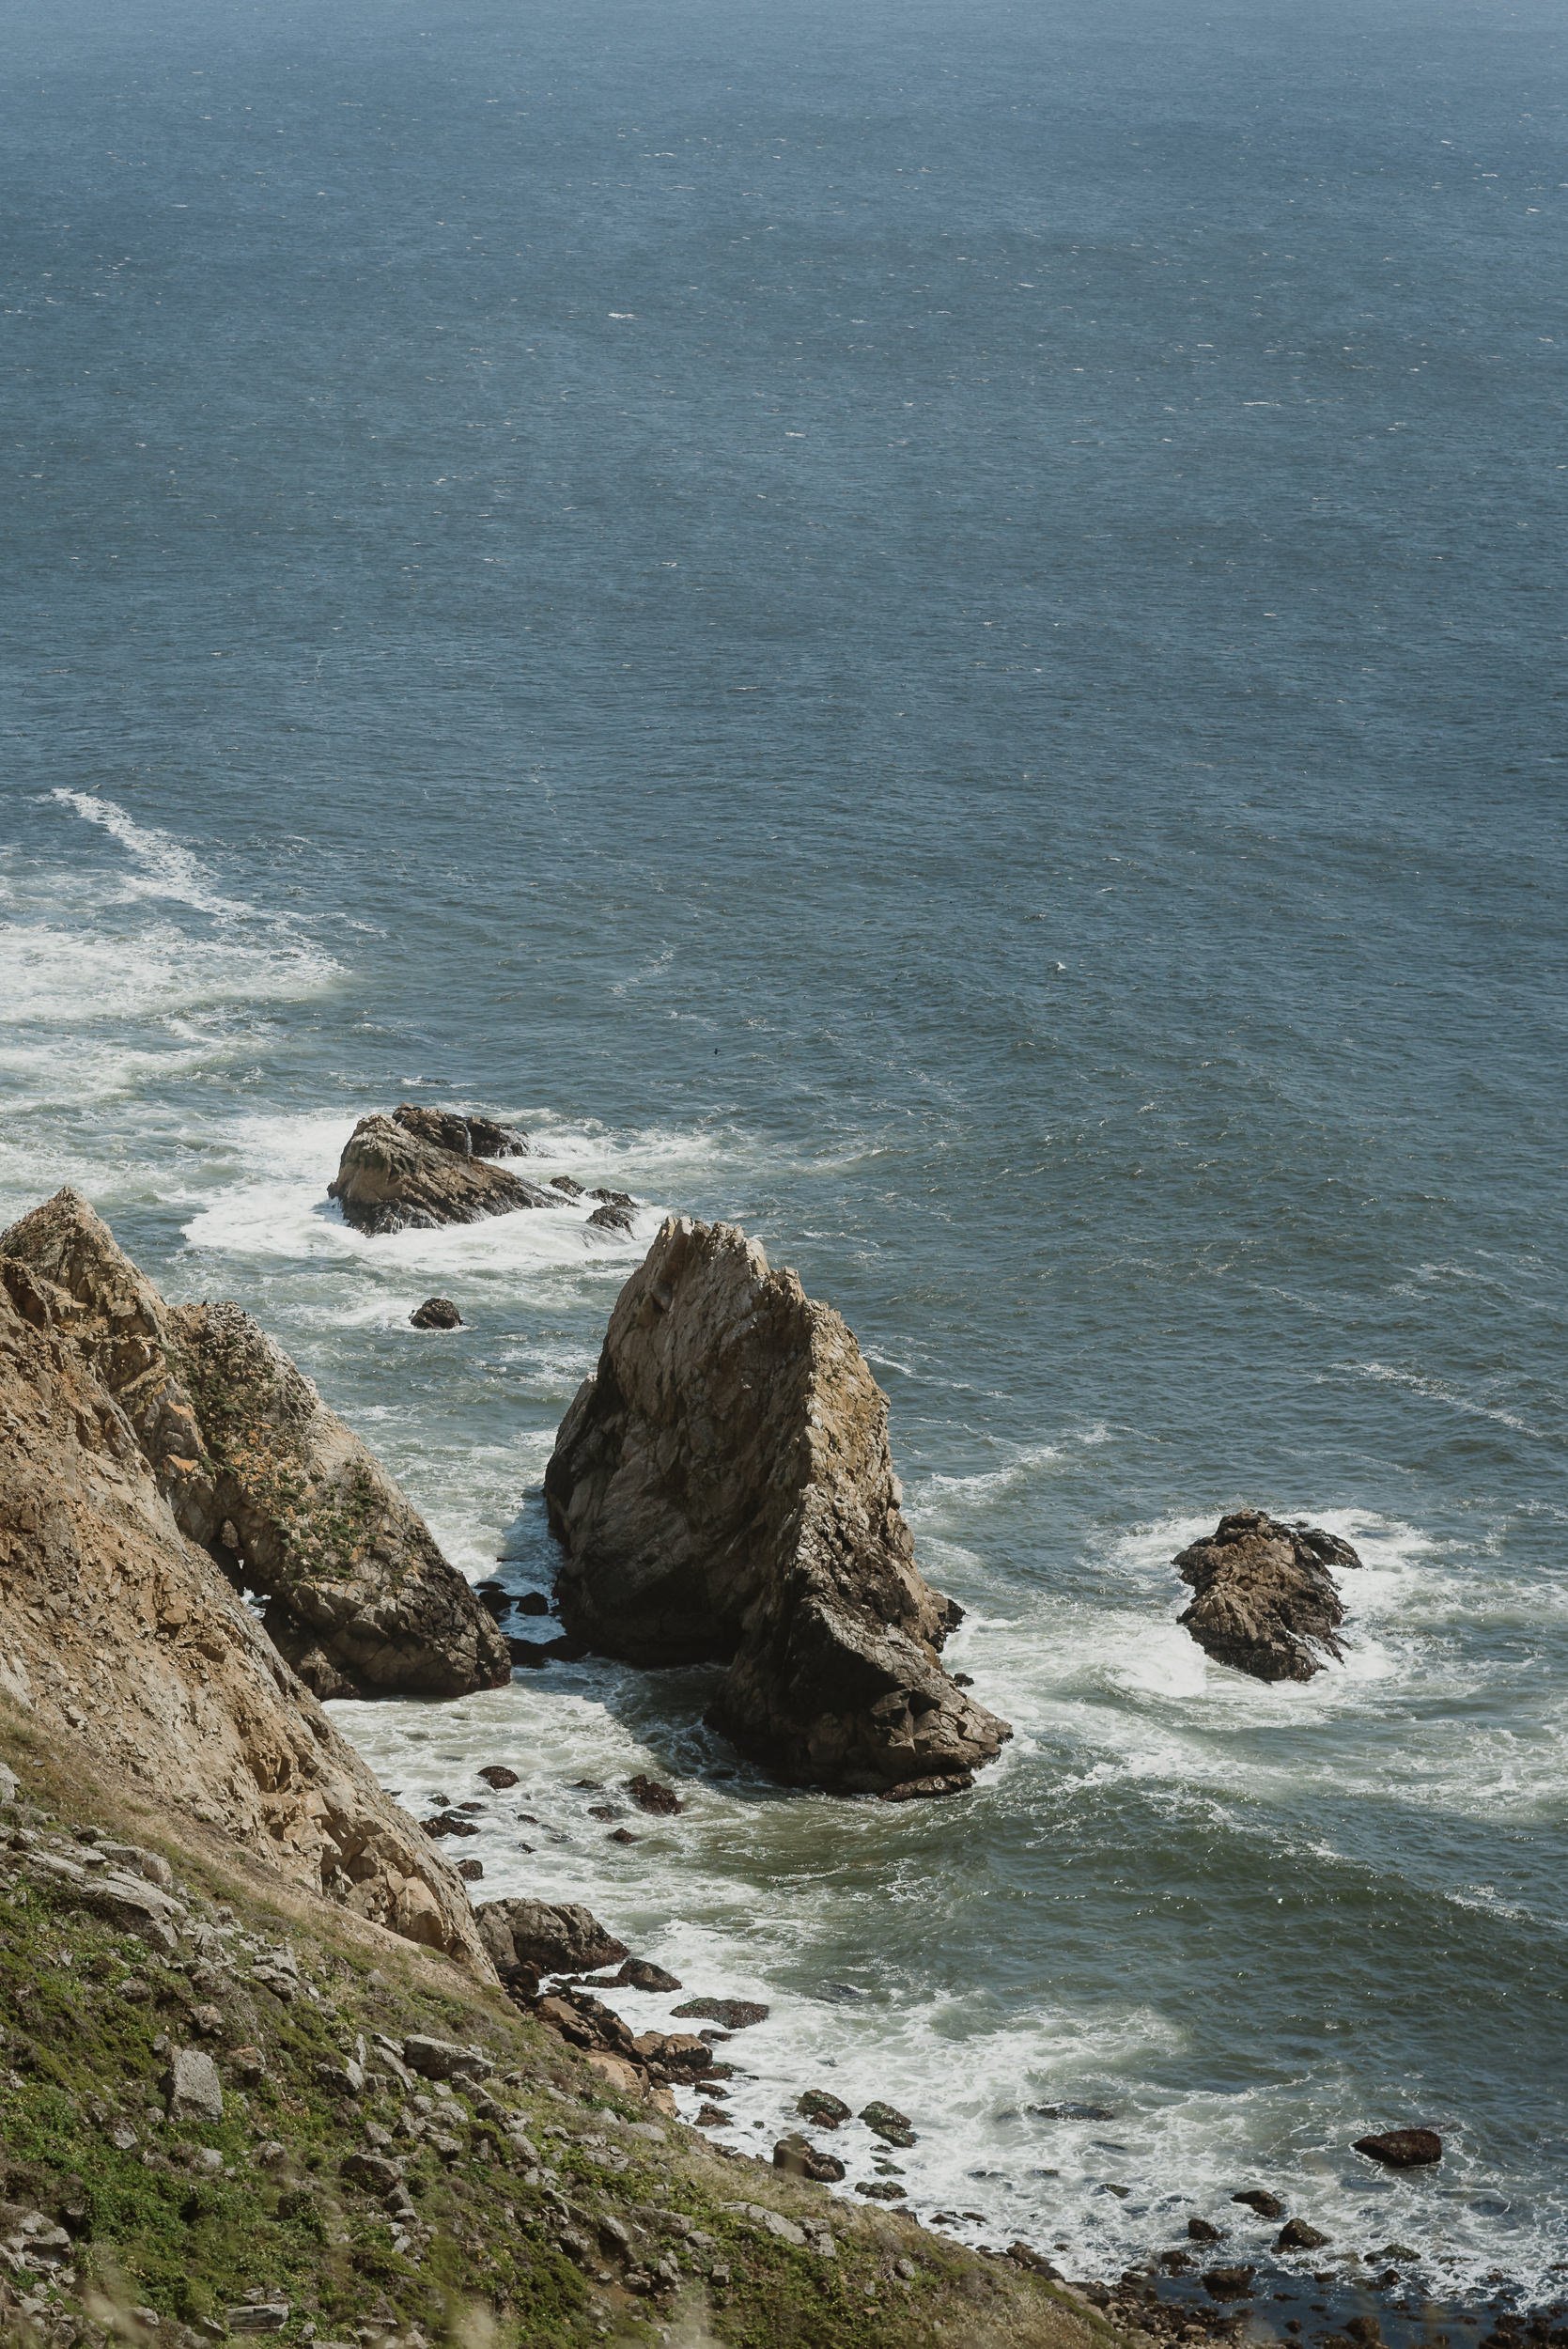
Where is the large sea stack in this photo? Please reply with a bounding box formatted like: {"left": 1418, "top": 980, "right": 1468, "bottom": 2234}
{"left": 544, "top": 1216, "right": 1011, "bottom": 1796}
{"left": 1173, "top": 1507, "right": 1362, "bottom": 1681}
{"left": 329, "top": 1103, "right": 560, "bottom": 1235}
{"left": 1, "top": 1190, "right": 510, "bottom": 1700}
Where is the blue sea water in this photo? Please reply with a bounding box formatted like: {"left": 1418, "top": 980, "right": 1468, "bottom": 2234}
{"left": 3, "top": 0, "right": 1566, "bottom": 2298}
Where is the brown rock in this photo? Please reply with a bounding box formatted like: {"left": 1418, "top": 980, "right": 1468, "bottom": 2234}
{"left": 1, "top": 1191, "right": 509, "bottom": 1700}
{"left": 1232, "top": 2189, "right": 1285, "bottom": 2219}
{"left": 613, "top": 1959, "right": 683, "bottom": 1993}
{"left": 671, "top": 1997, "right": 768, "bottom": 2030}
{"left": 586, "top": 1202, "right": 635, "bottom": 1235}
{"left": 410, "top": 1298, "right": 462, "bottom": 1330}
{"left": 773, "top": 2132, "right": 846, "bottom": 2183}
{"left": 627, "top": 1774, "right": 683, "bottom": 1814}
{"left": 474, "top": 1897, "right": 629, "bottom": 1978}
{"left": 1275, "top": 2219, "right": 1330, "bottom": 2251}
{"left": 328, "top": 1112, "right": 557, "bottom": 1236}
{"left": 477, "top": 1765, "right": 520, "bottom": 1789}
{"left": 1353, "top": 2128, "right": 1442, "bottom": 2169}
{"left": 1173, "top": 1509, "right": 1363, "bottom": 1681}
{"left": 544, "top": 1216, "right": 1011, "bottom": 1793}
{"left": 1202, "top": 2267, "right": 1255, "bottom": 2300}
{"left": 0, "top": 1224, "right": 490, "bottom": 1971}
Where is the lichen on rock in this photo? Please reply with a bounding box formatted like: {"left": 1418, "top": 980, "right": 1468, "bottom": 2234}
{"left": 544, "top": 1216, "right": 1010, "bottom": 1795}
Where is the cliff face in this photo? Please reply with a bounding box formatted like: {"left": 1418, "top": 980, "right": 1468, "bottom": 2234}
{"left": 0, "top": 1191, "right": 510, "bottom": 1700}
{"left": 545, "top": 1217, "right": 1010, "bottom": 1795}
{"left": 0, "top": 1251, "right": 489, "bottom": 1967}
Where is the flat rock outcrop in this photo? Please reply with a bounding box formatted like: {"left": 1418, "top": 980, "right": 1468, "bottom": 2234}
{"left": 329, "top": 1107, "right": 559, "bottom": 1236}
{"left": 544, "top": 1216, "right": 1010, "bottom": 1794}
{"left": 0, "top": 1248, "right": 489, "bottom": 1968}
{"left": 1173, "top": 1508, "right": 1362, "bottom": 1681}
{"left": 1, "top": 1190, "right": 509, "bottom": 1700}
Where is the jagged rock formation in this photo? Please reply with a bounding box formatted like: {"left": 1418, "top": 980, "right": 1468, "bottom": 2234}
{"left": 1173, "top": 1508, "right": 1362, "bottom": 1681}
{"left": 475, "top": 1898, "right": 629, "bottom": 1983}
{"left": 544, "top": 1217, "right": 1010, "bottom": 1795}
{"left": 0, "top": 1251, "right": 488, "bottom": 1966}
{"left": 329, "top": 1106, "right": 558, "bottom": 1235}
{"left": 1, "top": 1190, "right": 509, "bottom": 1700}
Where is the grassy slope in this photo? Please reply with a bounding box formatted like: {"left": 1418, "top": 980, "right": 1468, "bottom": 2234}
{"left": 0, "top": 1704, "right": 1127, "bottom": 2349}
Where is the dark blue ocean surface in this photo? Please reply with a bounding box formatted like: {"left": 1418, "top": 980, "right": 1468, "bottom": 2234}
{"left": 3, "top": 0, "right": 1565, "bottom": 2294}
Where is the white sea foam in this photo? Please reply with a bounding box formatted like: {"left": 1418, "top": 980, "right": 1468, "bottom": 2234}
{"left": 46, "top": 788, "right": 253, "bottom": 917}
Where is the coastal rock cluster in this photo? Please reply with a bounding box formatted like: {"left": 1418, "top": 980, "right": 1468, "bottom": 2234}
{"left": 1173, "top": 1508, "right": 1363, "bottom": 1682}
{"left": 329, "top": 1105, "right": 556, "bottom": 1235}
{"left": 544, "top": 1216, "right": 1011, "bottom": 1796}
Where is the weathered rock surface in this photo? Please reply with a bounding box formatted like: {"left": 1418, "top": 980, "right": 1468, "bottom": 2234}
{"left": 0, "top": 1237, "right": 489, "bottom": 1968}
{"left": 328, "top": 1110, "right": 558, "bottom": 1236}
{"left": 1354, "top": 2128, "right": 1442, "bottom": 2169}
{"left": 1, "top": 1191, "right": 509, "bottom": 1701}
{"left": 474, "top": 1897, "right": 629, "bottom": 1980}
{"left": 1173, "top": 1509, "right": 1362, "bottom": 1682}
{"left": 544, "top": 1216, "right": 1010, "bottom": 1794}
{"left": 410, "top": 1297, "right": 462, "bottom": 1330}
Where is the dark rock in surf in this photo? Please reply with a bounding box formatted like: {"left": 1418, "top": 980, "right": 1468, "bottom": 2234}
{"left": 1202, "top": 2268, "right": 1255, "bottom": 2301}
{"left": 612, "top": 1958, "right": 683, "bottom": 1994}
{"left": 329, "top": 1109, "right": 558, "bottom": 1236}
{"left": 1173, "top": 1509, "right": 1362, "bottom": 1682}
{"left": 1354, "top": 2128, "right": 1442, "bottom": 2169}
{"left": 1275, "top": 2218, "right": 1331, "bottom": 2251}
{"left": 671, "top": 1998, "right": 768, "bottom": 2030}
{"left": 586, "top": 1201, "right": 635, "bottom": 1235}
{"left": 860, "top": 2100, "right": 915, "bottom": 2146}
{"left": 544, "top": 1215, "right": 1010, "bottom": 1795}
{"left": 798, "top": 2089, "right": 851, "bottom": 2128}
{"left": 626, "top": 1774, "right": 682, "bottom": 1815}
{"left": 514, "top": 1590, "right": 551, "bottom": 1615}
{"left": 1188, "top": 2218, "right": 1223, "bottom": 2245}
{"left": 551, "top": 1176, "right": 585, "bottom": 1198}
{"left": 1232, "top": 2189, "right": 1285, "bottom": 2219}
{"left": 460, "top": 1112, "right": 529, "bottom": 1159}
{"left": 410, "top": 1297, "right": 462, "bottom": 1330}
{"left": 474, "top": 1898, "right": 629, "bottom": 1980}
{"left": 477, "top": 1765, "right": 520, "bottom": 1790}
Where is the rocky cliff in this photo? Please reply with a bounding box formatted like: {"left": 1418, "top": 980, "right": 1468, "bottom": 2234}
{"left": 1173, "top": 1509, "right": 1362, "bottom": 1681}
{"left": 0, "top": 1249, "right": 487, "bottom": 1965}
{"left": 1, "top": 1190, "right": 510, "bottom": 1700}
{"left": 544, "top": 1217, "right": 1010, "bottom": 1795}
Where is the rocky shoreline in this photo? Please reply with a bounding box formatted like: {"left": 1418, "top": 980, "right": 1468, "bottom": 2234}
{"left": 0, "top": 1153, "right": 1552, "bottom": 2345}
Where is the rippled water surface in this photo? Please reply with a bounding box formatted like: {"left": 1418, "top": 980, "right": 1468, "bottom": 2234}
{"left": 3, "top": 0, "right": 1565, "bottom": 2299}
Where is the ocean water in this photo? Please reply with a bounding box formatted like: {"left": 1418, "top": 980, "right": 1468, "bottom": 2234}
{"left": 3, "top": 0, "right": 1566, "bottom": 2303}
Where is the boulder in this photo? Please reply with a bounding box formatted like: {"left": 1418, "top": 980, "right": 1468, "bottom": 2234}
{"left": 474, "top": 1897, "right": 629, "bottom": 1979}
{"left": 671, "top": 1997, "right": 768, "bottom": 2030}
{"left": 328, "top": 1112, "right": 558, "bottom": 1236}
{"left": 613, "top": 1958, "right": 683, "bottom": 1994}
{"left": 1173, "top": 1509, "right": 1362, "bottom": 1681}
{"left": 410, "top": 1298, "right": 462, "bottom": 1330}
{"left": 1, "top": 1192, "right": 509, "bottom": 1700}
{"left": 1232, "top": 2189, "right": 1285, "bottom": 2219}
{"left": 0, "top": 1203, "right": 492, "bottom": 1971}
{"left": 773, "top": 2132, "right": 846, "bottom": 2184}
{"left": 544, "top": 1216, "right": 1010, "bottom": 1794}
{"left": 1354, "top": 2128, "right": 1442, "bottom": 2169}
{"left": 1276, "top": 2219, "right": 1330, "bottom": 2251}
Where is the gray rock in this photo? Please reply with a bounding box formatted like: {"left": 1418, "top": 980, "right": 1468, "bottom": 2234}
{"left": 410, "top": 1298, "right": 462, "bottom": 1330}
{"left": 400, "top": 2033, "right": 495, "bottom": 2084}
{"left": 329, "top": 1112, "right": 554, "bottom": 1237}
{"left": 166, "top": 2046, "right": 225, "bottom": 2123}
{"left": 545, "top": 1216, "right": 1010, "bottom": 1795}
{"left": 225, "top": 2307, "right": 290, "bottom": 2333}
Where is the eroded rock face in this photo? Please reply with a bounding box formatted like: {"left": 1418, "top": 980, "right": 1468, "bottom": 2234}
{"left": 544, "top": 1216, "right": 1010, "bottom": 1794}
{"left": 329, "top": 1110, "right": 557, "bottom": 1236}
{"left": 1173, "top": 1509, "right": 1362, "bottom": 1681}
{"left": 1, "top": 1190, "right": 509, "bottom": 1700}
{"left": 0, "top": 1249, "right": 489, "bottom": 1969}
{"left": 475, "top": 1898, "right": 629, "bottom": 1980}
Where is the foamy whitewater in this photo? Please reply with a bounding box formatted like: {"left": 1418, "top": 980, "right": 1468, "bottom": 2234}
{"left": 3, "top": 0, "right": 1565, "bottom": 2306}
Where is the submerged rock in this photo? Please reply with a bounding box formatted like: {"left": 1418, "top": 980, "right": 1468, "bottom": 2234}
{"left": 544, "top": 1216, "right": 1010, "bottom": 1795}
{"left": 1173, "top": 1509, "right": 1362, "bottom": 1681}
{"left": 328, "top": 1110, "right": 559, "bottom": 1236}
{"left": 1, "top": 1190, "right": 510, "bottom": 1700}
{"left": 1354, "top": 2128, "right": 1443, "bottom": 2169}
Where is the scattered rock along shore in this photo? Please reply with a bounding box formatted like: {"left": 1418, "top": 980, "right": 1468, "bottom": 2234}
{"left": 1173, "top": 1508, "right": 1363, "bottom": 1681}
{"left": 544, "top": 1215, "right": 1012, "bottom": 1795}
